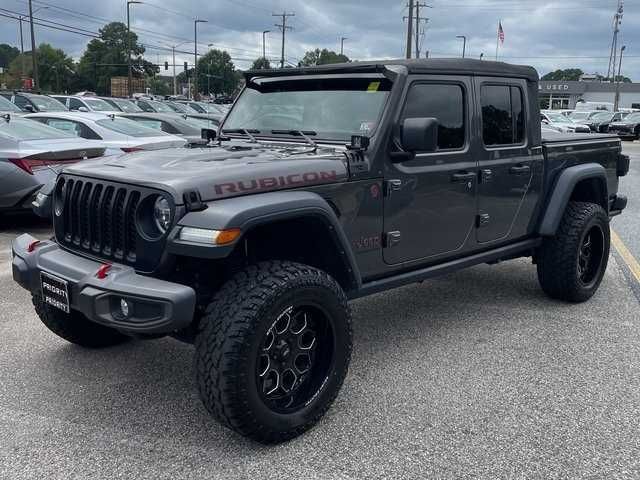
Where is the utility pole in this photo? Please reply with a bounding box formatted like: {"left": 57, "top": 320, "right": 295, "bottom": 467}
{"left": 194, "top": 18, "right": 208, "bottom": 100}
{"left": 405, "top": 0, "right": 414, "bottom": 59}
{"left": 340, "top": 37, "right": 347, "bottom": 56}
{"left": 273, "top": 12, "right": 294, "bottom": 68}
{"left": 456, "top": 35, "right": 467, "bottom": 58}
{"left": 127, "top": 1, "right": 142, "bottom": 98}
{"left": 607, "top": 0, "right": 624, "bottom": 82}
{"left": 414, "top": 3, "right": 431, "bottom": 59}
{"left": 262, "top": 30, "right": 270, "bottom": 60}
{"left": 27, "top": 0, "right": 38, "bottom": 90}
{"left": 615, "top": 45, "right": 626, "bottom": 111}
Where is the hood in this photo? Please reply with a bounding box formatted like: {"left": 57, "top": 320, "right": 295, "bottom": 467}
{"left": 610, "top": 121, "right": 637, "bottom": 127}
{"left": 61, "top": 139, "right": 349, "bottom": 204}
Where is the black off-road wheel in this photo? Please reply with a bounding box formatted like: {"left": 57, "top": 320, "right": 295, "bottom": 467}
{"left": 194, "top": 261, "right": 352, "bottom": 444}
{"left": 537, "top": 201, "right": 610, "bottom": 303}
{"left": 32, "top": 295, "right": 128, "bottom": 348}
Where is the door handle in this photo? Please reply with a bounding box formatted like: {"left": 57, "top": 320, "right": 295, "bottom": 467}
{"left": 451, "top": 171, "right": 476, "bottom": 183}
{"left": 509, "top": 165, "right": 531, "bottom": 176}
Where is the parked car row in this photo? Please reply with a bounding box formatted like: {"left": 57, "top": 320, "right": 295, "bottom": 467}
{"left": 542, "top": 108, "right": 640, "bottom": 139}
{"left": 0, "top": 90, "right": 231, "bottom": 215}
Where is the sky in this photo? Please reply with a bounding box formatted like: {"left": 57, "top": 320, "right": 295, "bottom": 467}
{"left": 0, "top": 0, "right": 637, "bottom": 80}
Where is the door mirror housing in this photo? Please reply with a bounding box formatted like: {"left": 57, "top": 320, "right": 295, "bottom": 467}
{"left": 77, "top": 106, "right": 89, "bottom": 112}
{"left": 23, "top": 104, "right": 35, "bottom": 113}
{"left": 401, "top": 117, "right": 439, "bottom": 153}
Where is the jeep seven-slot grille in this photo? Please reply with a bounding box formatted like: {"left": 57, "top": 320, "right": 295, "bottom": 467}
{"left": 55, "top": 176, "right": 143, "bottom": 266}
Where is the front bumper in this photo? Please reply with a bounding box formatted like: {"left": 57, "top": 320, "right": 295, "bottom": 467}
{"left": 12, "top": 234, "right": 196, "bottom": 335}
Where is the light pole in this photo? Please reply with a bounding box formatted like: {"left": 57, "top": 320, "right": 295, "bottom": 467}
{"left": 340, "top": 37, "right": 347, "bottom": 56}
{"left": 262, "top": 30, "right": 270, "bottom": 60}
{"left": 480, "top": 52, "right": 484, "bottom": 60}
{"left": 127, "top": 1, "right": 143, "bottom": 98}
{"left": 193, "top": 18, "right": 208, "bottom": 100}
{"left": 168, "top": 41, "right": 189, "bottom": 96}
{"left": 456, "top": 35, "right": 466, "bottom": 58}
{"left": 615, "top": 45, "right": 626, "bottom": 111}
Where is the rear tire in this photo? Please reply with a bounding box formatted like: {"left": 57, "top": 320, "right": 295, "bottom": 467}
{"left": 194, "top": 261, "right": 352, "bottom": 444}
{"left": 537, "top": 201, "right": 610, "bottom": 303}
{"left": 33, "top": 295, "right": 128, "bottom": 348}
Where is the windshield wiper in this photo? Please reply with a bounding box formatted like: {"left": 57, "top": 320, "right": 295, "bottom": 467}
{"left": 222, "top": 128, "right": 260, "bottom": 142}
{"left": 271, "top": 130, "right": 318, "bottom": 150}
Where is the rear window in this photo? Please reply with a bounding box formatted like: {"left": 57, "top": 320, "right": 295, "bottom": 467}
{"left": 0, "top": 118, "right": 75, "bottom": 140}
{"left": 146, "top": 100, "right": 174, "bottom": 113}
{"left": 0, "top": 96, "right": 22, "bottom": 112}
{"left": 83, "top": 98, "right": 116, "bottom": 111}
{"left": 95, "top": 117, "right": 167, "bottom": 137}
{"left": 27, "top": 95, "right": 68, "bottom": 111}
{"left": 110, "top": 99, "right": 143, "bottom": 113}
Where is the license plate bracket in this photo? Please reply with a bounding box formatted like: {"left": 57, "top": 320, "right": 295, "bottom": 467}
{"left": 40, "top": 271, "right": 70, "bottom": 314}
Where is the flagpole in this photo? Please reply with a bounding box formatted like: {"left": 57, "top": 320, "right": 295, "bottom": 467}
{"left": 495, "top": 20, "right": 500, "bottom": 60}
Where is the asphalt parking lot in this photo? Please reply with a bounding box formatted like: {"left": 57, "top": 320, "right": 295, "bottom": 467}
{"left": 1, "top": 147, "right": 640, "bottom": 479}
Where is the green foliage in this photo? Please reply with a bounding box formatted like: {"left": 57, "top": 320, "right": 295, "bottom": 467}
{"left": 76, "top": 22, "right": 156, "bottom": 95}
{"left": 298, "top": 49, "right": 349, "bottom": 67}
{"left": 147, "top": 76, "right": 171, "bottom": 96}
{"left": 541, "top": 69, "right": 584, "bottom": 81}
{"left": 4, "top": 44, "right": 75, "bottom": 92}
{"left": 251, "top": 57, "right": 271, "bottom": 70}
{"left": 0, "top": 44, "right": 20, "bottom": 69}
{"left": 177, "top": 49, "right": 238, "bottom": 96}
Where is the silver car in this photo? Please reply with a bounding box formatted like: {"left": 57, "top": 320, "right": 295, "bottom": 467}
{"left": 0, "top": 115, "right": 107, "bottom": 213}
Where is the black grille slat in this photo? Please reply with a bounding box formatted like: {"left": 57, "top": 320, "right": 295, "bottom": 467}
{"left": 55, "top": 175, "right": 155, "bottom": 270}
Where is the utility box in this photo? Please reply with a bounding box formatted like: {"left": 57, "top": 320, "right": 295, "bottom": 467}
{"left": 110, "top": 76, "right": 145, "bottom": 97}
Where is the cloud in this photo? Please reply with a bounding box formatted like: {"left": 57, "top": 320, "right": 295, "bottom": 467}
{"left": 0, "top": 0, "right": 636, "bottom": 79}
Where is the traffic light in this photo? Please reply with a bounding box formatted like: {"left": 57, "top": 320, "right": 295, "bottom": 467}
{"left": 164, "top": 61, "right": 168, "bottom": 71}
{"left": 184, "top": 62, "right": 188, "bottom": 72}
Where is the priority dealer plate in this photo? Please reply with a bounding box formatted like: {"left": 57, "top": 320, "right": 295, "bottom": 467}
{"left": 40, "top": 272, "right": 70, "bottom": 314}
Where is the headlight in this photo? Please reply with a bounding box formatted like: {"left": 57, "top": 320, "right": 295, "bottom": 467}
{"left": 153, "top": 197, "right": 172, "bottom": 232}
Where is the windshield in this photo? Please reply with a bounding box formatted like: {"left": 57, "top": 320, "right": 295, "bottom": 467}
{"left": 146, "top": 100, "right": 174, "bottom": 113}
{"left": 30, "top": 95, "right": 67, "bottom": 111}
{"left": 591, "top": 112, "right": 612, "bottom": 121}
{"left": 223, "top": 76, "right": 392, "bottom": 141}
{"left": 95, "top": 117, "right": 167, "bottom": 137}
{"left": 624, "top": 113, "right": 640, "bottom": 122}
{"left": 84, "top": 98, "right": 117, "bottom": 111}
{"left": 195, "top": 102, "right": 222, "bottom": 114}
{"left": 109, "top": 98, "right": 142, "bottom": 112}
{"left": 0, "top": 118, "right": 75, "bottom": 140}
{"left": 168, "top": 102, "right": 199, "bottom": 114}
{"left": 570, "top": 112, "right": 595, "bottom": 121}
{"left": 546, "top": 113, "right": 570, "bottom": 123}
{"left": 0, "top": 96, "right": 21, "bottom": 112}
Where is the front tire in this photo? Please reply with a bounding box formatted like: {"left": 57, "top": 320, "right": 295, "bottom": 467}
{"left": 194, "top": 261, "right": 352, "bottom": 444}
{"left": 33, "top": 295, "right": 128, "bottom": 348}
{"left": 537, "top": 201, "right": 610, "bottom": 303}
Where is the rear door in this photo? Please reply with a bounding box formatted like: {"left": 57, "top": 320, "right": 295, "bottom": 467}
{"left": 383, "top": 76, "right": 477, "bottom": 265}
{"left": 474, "top": 79, "right": 541, "bottom": 244}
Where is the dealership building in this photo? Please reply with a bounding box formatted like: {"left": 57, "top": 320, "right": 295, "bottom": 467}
{"left": 539, "top": 80, "right": 640, "bottom": 110}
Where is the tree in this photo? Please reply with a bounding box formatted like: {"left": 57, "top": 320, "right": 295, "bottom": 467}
{"left": 0, "top": 44, "right": 20, "bottom": 69}
{"left": 298, "top": 49, "right": 349, "bottom": 67}
{"left": 76, "top": 22, "right": 156, "bottom": 95}
{"left": 541, "top": 69, "right": 584, "bottom": 81}
{"left": 194, "top": 49, "right": 237, "bottom": 96}
{"left": 4, "top": 44, "right": 75, "bottom": 92}
{"left": 147, "top": 76, "right": 171, "bottom": 96}
{"left": 251, "top": 57, "right": 271, "bottom": 70}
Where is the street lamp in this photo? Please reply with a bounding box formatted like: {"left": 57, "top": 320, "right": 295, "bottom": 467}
{"left": 456, "top": 35, "right": 466, "bottom": 58}
{"left": 615, "top": 45, "right": 626, "bottom": 111}
{"left": 193, "top": 18, "right": 208, "bottom": 100}
{"left": 127, "top": 1, "right": 143, "bottom": 98}
{"left": 167, "top": 41, "right": 190, "bottom": 96}
{"left": 262, "top": 30, "right": 270, "bottom": 60}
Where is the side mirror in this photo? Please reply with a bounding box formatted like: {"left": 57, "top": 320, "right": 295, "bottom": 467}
{"left": 78, "top": 106, "right": 89, "bottom": 112}
{"left": 541, "top": 119, "right": 550, "bottom": 125}
{"left": 201, "top": 128, "right": 217, "bottom": 142}
{"left": 400, "top": 117, "right": 439, "bottom": 153}
{"left": 24, "top": 104, "right": 35, "bottom": 113}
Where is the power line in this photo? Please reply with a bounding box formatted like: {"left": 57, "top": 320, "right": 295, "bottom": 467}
{"left": 273, "top": 11, "right": 294, "bottom": 69}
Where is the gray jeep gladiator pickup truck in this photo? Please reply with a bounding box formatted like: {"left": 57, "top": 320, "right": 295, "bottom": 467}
{"left": 12, "top": 59, "right": 629, "bottom": 443}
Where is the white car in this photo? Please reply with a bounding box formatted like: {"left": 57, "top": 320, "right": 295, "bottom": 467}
{"left": 541, "top": 112, "right": 591, "bottom": 133}
{"left": 51, "top": 95, "right": 121, "bottom": 113}
{"left": 0, "top": 115, "right": 107, "bottom": 213}
{"left": 24, "top": 112, "right": 187, "bottom": 152}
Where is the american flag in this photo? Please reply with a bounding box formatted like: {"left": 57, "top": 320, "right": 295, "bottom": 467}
{"left": 498, "top": 21, "right": 505, "bottom": 44}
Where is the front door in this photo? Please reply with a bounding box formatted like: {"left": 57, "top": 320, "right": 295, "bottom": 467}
{"left": 383, "top": 76, "right": 478, "bottom": 265}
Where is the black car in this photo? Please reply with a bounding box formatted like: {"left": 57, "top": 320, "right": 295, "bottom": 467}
{"left": 585, "top": 111, "right": 627, "bottom": 133}
{"left": 608, "top": 112, "right": 640, "bottom": 140}
{"left": 0, "top": 92, "right": 67, "bottom": 113}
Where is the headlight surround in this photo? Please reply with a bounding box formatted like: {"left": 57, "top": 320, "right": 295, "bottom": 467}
{"left": 153, "top": 196, "right": 173, "bottom": 233}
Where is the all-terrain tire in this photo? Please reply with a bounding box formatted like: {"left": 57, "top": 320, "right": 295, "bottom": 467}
{"left": 537, "top": 201, "right": 610, "bottom": 303}
{"left": 33, "top": 295, "right": 128, "bottom": 348}
{"left": 194, "top": 261, "right": 352, "bottom": 444}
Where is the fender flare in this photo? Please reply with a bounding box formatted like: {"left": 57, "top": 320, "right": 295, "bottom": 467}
{"left": 168, "top": 190, "right": 362, "bottom": 290}
{"left": 538, "top": 163, "right": 608, "bottom": 236}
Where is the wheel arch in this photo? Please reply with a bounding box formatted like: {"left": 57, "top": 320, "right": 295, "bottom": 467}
{"left": 538, "top": 163, "right": 608, "bottom": 237}
{"left": 169, "top": 190, "right": 362, "bottom": 293}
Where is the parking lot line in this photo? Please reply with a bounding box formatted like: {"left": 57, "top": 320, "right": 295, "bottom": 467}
{"left": 611, "top": 229, "right": 640, "bottom": 284}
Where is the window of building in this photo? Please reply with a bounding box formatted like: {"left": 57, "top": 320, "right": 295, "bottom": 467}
{"left": 402, "top": 83, "right": 465, "bottom": 150}
{"left": 481, "top": 85, "right": 526, "bottom": 146}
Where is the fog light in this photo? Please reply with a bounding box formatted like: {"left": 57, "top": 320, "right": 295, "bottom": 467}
{"left": 120, "top": 298, "right": 131, "bottom": 318}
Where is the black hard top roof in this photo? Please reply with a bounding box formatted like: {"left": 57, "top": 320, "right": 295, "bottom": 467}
{"left": 245, "top": 58, "right": 539, "bottom": 82}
